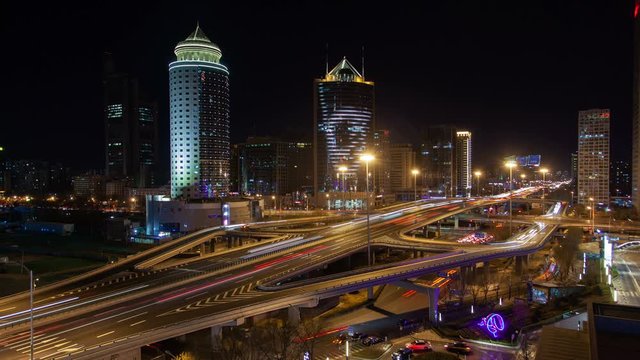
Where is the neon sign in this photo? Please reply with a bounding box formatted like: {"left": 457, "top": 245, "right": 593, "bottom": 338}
{"left": 477, "top": 313, "right": 505, "bottom": 338}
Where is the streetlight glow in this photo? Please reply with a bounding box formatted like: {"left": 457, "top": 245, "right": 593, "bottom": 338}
{"left": 360, "top": 154, "right": 374, "bottom": 300}
{"left": 504, "top": 161, "right": 517, "bottom": 235}
{"left": 474, "top": 170, "right": 482, "bottom": 197}
{"left": 411, "top": 169, "right": 419, "bottom": 201}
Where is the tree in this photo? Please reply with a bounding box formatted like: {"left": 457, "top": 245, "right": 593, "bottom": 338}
{"left": 554, "top": 227, "right": 581, "bottom": 283}
{"left": 294, "top": 318, "right": 325, "bottom": 360}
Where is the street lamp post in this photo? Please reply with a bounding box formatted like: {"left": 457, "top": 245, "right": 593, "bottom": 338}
{"left": 11, "top": 262, "right": 34, "bottom": 360}
{"left": 474, "top": 171, "right": 482, "bottom": 197}
{"left": 361, "top": 154, "right": 375, "bottom": 299}
{"left": 540, "top": 168, "right": 549, "bottom": 214}
{"left": 505, "top": 161, "right": 517, "bottom": 235}
{"left": 411, "top": 169, "right": 419, "bottom": 201}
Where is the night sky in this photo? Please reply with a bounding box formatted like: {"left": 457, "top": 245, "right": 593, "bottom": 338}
{"left": 0, "top": 1, "right": 635, "bottom": 182}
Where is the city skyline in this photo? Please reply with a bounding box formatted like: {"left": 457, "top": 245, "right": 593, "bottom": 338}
{"left": 0, "top": 1, "right": 635, "bottom": 178}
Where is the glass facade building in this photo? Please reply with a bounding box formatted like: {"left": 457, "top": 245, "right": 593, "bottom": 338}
{"left": 420, "top": 125, "right": 456, "bottom": 197}
{"left": 578, "top": 109, "right": 610, "bottom": 206}
{"left": 169, "top": 25, "right": 230, "bottom": 199}
{"left": 104, "top": 54, "right": 158, "bottom": 188}
{"left": 313, "top": 58, "right": 375, "bottom": 196}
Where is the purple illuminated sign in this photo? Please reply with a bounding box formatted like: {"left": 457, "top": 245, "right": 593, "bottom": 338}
{"left": 477, "top": 313, "right": 505, "bottom": 338}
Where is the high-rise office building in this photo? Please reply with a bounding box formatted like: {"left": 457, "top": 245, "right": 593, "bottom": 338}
{"left": 633, "top": 0, "right": 640, "bottom": 209}
{"left": 2, "top": 160, "right": 70, "bottom": 196}
{"left": 612, "top": 160, "right": 631, "bottom": 197}
{"left": 389, "top": 144, "right": 416, "bottom": 192}
{"left": 104, "top": 53, "right": 158, "bottom": 188}
{"left": 570, "top": 152, "right": 578, "bottom": 185}
{"left": 372, "top": 129, "right": 391, "bottom": 197}
{"left": 169, "top": 24, "right": 230, "bottom": 199}
{"left": 578, "top": 109, "right": 610, "bottom": 206}
{"left": 286, "top": 142, "right": 312, "bottom": 194}
{"left": 455, "top": 131, "right": 472, "bottom": 197}
{"left": 237, "top": 137, "right": 288, "bottom": 196}
{"left": 420, "top": 125, "right": 456, "bottom": 196}
{"left": 313, "top": 57, "right": 375, "bottom": 197}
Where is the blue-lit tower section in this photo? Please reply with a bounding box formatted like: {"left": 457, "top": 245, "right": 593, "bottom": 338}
{"left": 313, "top": 58, "right": 375, "bottom": 195}
{"left": 169, "top": 25, "right": 230, "bottom": 199}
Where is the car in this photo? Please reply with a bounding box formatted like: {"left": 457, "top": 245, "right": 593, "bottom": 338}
{"left": 332, "top": 333, "right": 348, "bottom": 345}
{"left": 349, "top": 332, "right": 367, "bottom": 341}
{"left": 444, "top": 341, "right": 472, "bottom": 355}
{"left": 391, "top": 348, "right": 412, "bottom": 360}
{"left": 362, "top": 335, "right": 385, "bottom": 346}
{"left": 405, "top": 339, "right": 432, "bottom": 352}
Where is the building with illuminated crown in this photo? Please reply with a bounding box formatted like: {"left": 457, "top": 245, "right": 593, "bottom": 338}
{"left": 313, "top": 57, "right": 375, "bottom": 198}
{"left": 455, "top": 131, "right": 472, "bottom": 197}
{"left": 169, "top": 24, "right": 230, "bottom": 199}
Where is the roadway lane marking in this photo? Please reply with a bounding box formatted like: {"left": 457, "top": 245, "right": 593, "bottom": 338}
{"left": 116, "top": 311, "right": 148, "bottom": 323}
{"left": 0, "top": 306, "right": 16, "bottom": 312}
{"left": 97, "top": 330, "right": 115, "bottom": 338}
{"left": 130, "top": 320, "right": 146, "bottom": 327}
{"left": 186, "top": 292, "right": 207, "bottom": 300}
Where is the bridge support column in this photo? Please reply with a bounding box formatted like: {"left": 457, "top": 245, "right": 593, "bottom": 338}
{"left": 238, "top": 237, "right": 243, "bottom": 246}
{"left": 482, "top": 261, "right": 490, "bottom": 277}
{"left": 227, "top": 236, "right": 232, "bottom": 249}
{"left": 199, "top": 243, "right": 205, "bottom": 256}
{"left": 454, "top": 216, "right": 459, "bottom": 229}
{"left": 288, "top": 305, "right": 301, "bottom": 325}
{"left": 515, "top": 255, "right": 529, "bottom": 274}
{"left": 367, "top": 287, "right": 374, "bottom": 300}
{"left": 460, "top": 265, "right": 474, "bottom": 283}
{"left": 427, "top": 286, "right": 440, "bottom": 325}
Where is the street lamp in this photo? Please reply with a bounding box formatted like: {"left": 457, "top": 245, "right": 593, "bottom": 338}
{"left": 10, "top": 262, "right": 35, "bottom": 360}
{"left": 271, "top": 195, "right": 276, "bottom": 211}
{"left": 520, "top": 173, "right": 526, "bottom": 188}
{"left": 539, "top": 168, "right": 549, "bottom": 213}
{"left": 360, "top": 153, "right": 375, "bottom": 299}
{"left": 474, "top": 171, "right": 482, "bottom": 197}
{"left": 505, "top": 161, "right": 517, "bottom": 235}
{"left": 411, "top": 169, "right": 419, "bottom": 201}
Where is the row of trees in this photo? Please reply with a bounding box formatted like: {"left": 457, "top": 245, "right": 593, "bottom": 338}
{"left": 212, "top": 317, "right": 325, "bottom": 360}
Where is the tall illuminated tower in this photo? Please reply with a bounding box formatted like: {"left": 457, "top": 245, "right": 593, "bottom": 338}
{"left": 169, "top": 24, "right": 230, "bottom": 199}
{"left": 455, "top": 131, "right": 472, "bottom": 197}
{"left": 633, "top": 0, "right": 640, "bottom": 209}
{"left": 313, "top": 57, "right": 375, "bottom": 196}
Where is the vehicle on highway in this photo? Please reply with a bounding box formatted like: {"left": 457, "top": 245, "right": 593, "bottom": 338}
{"left": 405, "top": 339, "right": 432, "bottom": 352}
{"left": 349, "top": 332, "right": 367, "bottom": 341}
{"left": 443, "top": 341, "right": 472, "bottom": 355}
{"left": 332, "top": 333, "right": 348, "bottom": 345}
{"left": 391, "top": 348, "right": 412, "bottom": 360}
{"left": 362, "top": 335, "right": 385, "bottom": 346}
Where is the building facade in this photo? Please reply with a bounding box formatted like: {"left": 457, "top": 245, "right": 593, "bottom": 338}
{"left": 372, "top": 130, "right": 391, "bottom": 199}
{"left": 104, "top": 53, "right": 158, "bottom": 188}
{"left": 237, "top": 137, "right": 288, "bottom": 196}
{"left": 577, "top": 109, "right": 610, "bottom": 206}
{"left": 571, "top": 152, "right": 578, "bottom": 186}
{"left": 389, "top": 143, "right": 415, "bottom": 193}
{"left": 633, "top": 0, "right": 640, "bottom": 209}
{"left": 169, "top": 25, "right": 230, "bottom": 199}
{"left": 455, "top": 131, "right": 472, "bottom": 197}
{"left": 420, "top": 125, "right": 456, "bottom": 197}
{"left": 612, "top": 160, "right": 631, "bottom": 197}
{"left": 313, "top": 57, "right": 375, "bottom": 197}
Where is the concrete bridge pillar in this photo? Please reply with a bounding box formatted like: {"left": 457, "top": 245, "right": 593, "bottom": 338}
{"left": 227, "top": 236, "right": 232, "bottom": 249}
{"left": 238, "top": 237, "right": 244, "bottom": 246}
{"left": 288, "top": 305, "right": 301, "bottom": 325}
{"left": 427, "top": 286, "right": 441, "bottom": 325}
{"left": 199, "top": 243, "right": 205, "bottom": 256}
{"left": 454, "top": 216, "right": 459, "bottom": 229}
{"left": 515, "top": 255, "right": 529, "bottom": 274}
{"left": 482, "top": 261, "right": 490, "bottom": 277}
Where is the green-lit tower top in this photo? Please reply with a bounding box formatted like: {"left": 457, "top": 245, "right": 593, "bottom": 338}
{"left": 174, "top": 23, "right": 222, "bottom": 63}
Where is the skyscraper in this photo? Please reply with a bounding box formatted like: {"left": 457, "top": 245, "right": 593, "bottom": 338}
{"left": 372, "top": 130, "right": 391, "bottom": 198}
{"left": 578, "top": 109, "right": 610, "bottom": 206}
{"left": 420, "top": 125, "right": 456, "bottom": 197}
{"left": 169, "top": 24, "right": 230, "bottom": 199}
{"left": 313, "top": 57, "right": 375, "bottom": 197}
{"left": 455, "top": 131, "right": 472, "bottom": 197}
{"left": 104, "top": 53, "right": 158, "bottom": 188}
{"left": 633, "top": 0, "right": 640, "bottom": 209}
{"left": 612, "top": 160, "right": 631, "bottom": 197}
{"left": 237, "top": 137, "right": 288, "bottom": 196}
{"left": 389, "top": 143, "right": 416, "bottom": 193}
